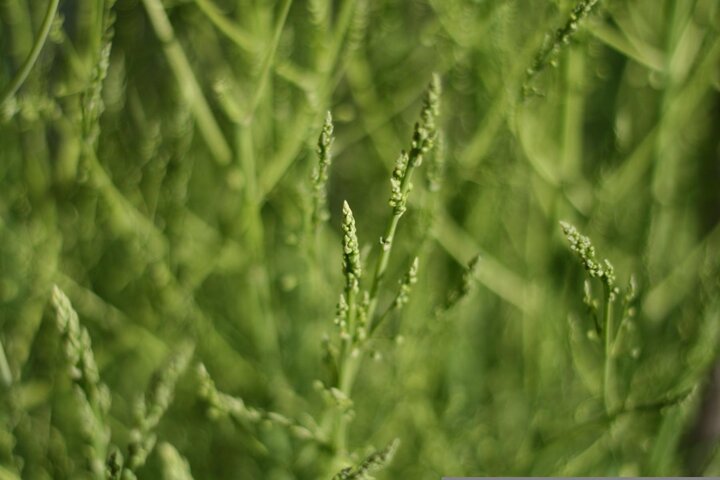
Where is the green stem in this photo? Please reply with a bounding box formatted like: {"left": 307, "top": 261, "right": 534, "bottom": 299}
{"left": 238, "top": 125, "right": 257, "bottom": 208}
{"left": 369, "top": 295, "right": 399, "bottom": 337}
{"left": 141, "top": 0, "right": 232, "bottom": 165}
{"left": 366, "top": 165, "right": 416, "bottom": 328}
{"left": 242, "top": 0, "right": 292, "bottom": 125}
{"left": 560, "top": 45, "right": 584, "bottom": 183}
{"left": 193, "top": 0, "right": 257, "bottom": 53}
{"left": 646, "top": 0, "right": 691, "bottom": 274}
{"left": 0, "top": 339, "right": 12, "bottom": 388}
{"left": 335, "top": 282, "right": 357, "bottom": 392}
{"left": 603, "top": 282, "right": 617, "bottom": 415}
{"left": 333, "top": 351, "right": 360, "bottom": 456}
{"left": 0, "top": 0, "right": 60, "bottom": 106}
{"left": 323, "top": 0, "right": 359, "bottom": 75}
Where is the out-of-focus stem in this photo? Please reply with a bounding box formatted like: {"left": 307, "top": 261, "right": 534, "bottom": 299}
{"left": 0, "top": 0, "right": 59, "bottom": 107}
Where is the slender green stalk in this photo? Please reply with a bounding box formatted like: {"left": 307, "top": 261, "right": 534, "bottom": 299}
{"left": 225, "top": 3, "right": 288, "bottom": 379}
{"left": 0, "top": 339, "right": 11, "bottom": 388}
{"left": 364, "top": 153, "right": 413, "bottom": 326}
{"left": 311, "top": 111, "right": 334, "bottom": 229}
{"left": 560, "top": 45, "right": 584, "bottom": 182}
{"left": 237, "top": 125, "right": 257, "bottom": 214}
{"left": 597, "top": 35, "right": 720, "bottom": 203}
{"left": 242, "top": 0, "right": 293, "bottom": 125}
{"left": 602, "top": 282, "right": 617, "bottom": 415}
{"left": 141, "top": 0, "right": 232, "bottom": 165}
{"left": 643, "top": 222, "right": 720, "bottom": 321}
{"left": 646, "top": 1, "right": 694, "bottom": 275}
{"left": 323, "top": 0, "right": 360, "bottom": 75}
{"left": 590, "top": 22, "right": 664, "bottom": 71}
{"left": 0, "top": 0, "right": 59, "bottom": 107}
{"left": 336, "top": 200, "right": 362, "bottom": 390}
{"left": 366, "top": 75, "right": 440, "bottom": 331}
{"left": 193, "top": 0, "right": 257, "bottom": 53}
{"left": 370, "top": 257, "right": 418, "bottom": 336}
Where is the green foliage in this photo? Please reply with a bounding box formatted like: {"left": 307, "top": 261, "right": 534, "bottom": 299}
{"left": 1, "top": 0, "right": 719, "bottom": 478}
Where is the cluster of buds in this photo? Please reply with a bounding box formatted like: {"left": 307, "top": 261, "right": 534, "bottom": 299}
{"left": 341, "top": 201, "right": 362, "bottom": 295}
{"left": 560, "top": 221, "right": 616, "bottom": 292}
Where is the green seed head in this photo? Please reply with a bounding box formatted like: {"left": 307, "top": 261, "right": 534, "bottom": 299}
{"left": 50, "top": 286, "right": 110, "bottom": 413}
{"left": 394, "top": 257, "right": 419, "bottom": 310}
{"left": 332, "top": 438, "right": 400, "bottom": 479}
{"left": 389, "top": 151, "right": 410, "bottom": 215}
{"left": 523, "top": 0, "right": 601, "bottom": 98}
{"left": 409, "top": 74, "right": 441, "bottom": 166}
{"left": 312, "top": 111, "right": 335, "bottom": 226}
{"left": 426, "top": 132, "right": 445, "bottom": 193}
{"left": 335, "top": 293, "right": 350, "bottom": 338}
{"left": 560, "top": 221, "right": 616, "bottom": 289}
{"left": 341, "top": 201, "right": 362, "bottom": 293}
{"left": 50, "top": 286, "right": 111, "bottom": 476}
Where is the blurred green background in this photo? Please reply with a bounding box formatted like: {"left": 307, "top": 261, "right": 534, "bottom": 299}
{"left": 1, "top": 0, "right": 720, "bottom": 478}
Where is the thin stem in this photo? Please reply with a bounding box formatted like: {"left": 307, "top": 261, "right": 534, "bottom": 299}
{"left": 336, "top": 286, "right": 357, "bottom": 394}
{"left": 603, "top": 282, "right": 617, "bottom": 415}
{"left": 370, "top": 297, "right": 398, "bottom": 337}
{"left": 141, "top": 0, "right": 232, "bottom": 165}
{"left": 0, "top": 0, "right": 60, "bottom": 106}
{"left": 0, "top": 339, "right": 12, "bottom": 388}
{"left": 324, "top": 0, "right": 359, "bottom": 75}
{"left": 234, "top": 125, "right": 284, "bottom": 376}
{"left": 242, "top": 0, "right": 293, "bottom": 125}
{"left": 560, "top": 45, "right": 584, "bottom": 182}
{"left": 366, "top": 165, "right": 415, "bottom": 328}
{"left": 238, "top": 125, "right": 257, "bottom": 207}
{"left": 193, "top": 0, "right": 258, "bottom": 53}
{"left": 590, "top": 22, "right": 664, "bottom": 72}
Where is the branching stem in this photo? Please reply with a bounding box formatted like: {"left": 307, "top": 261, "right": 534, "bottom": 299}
{"left": 0, "top": 0, "right": 59, "bottom": 107}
